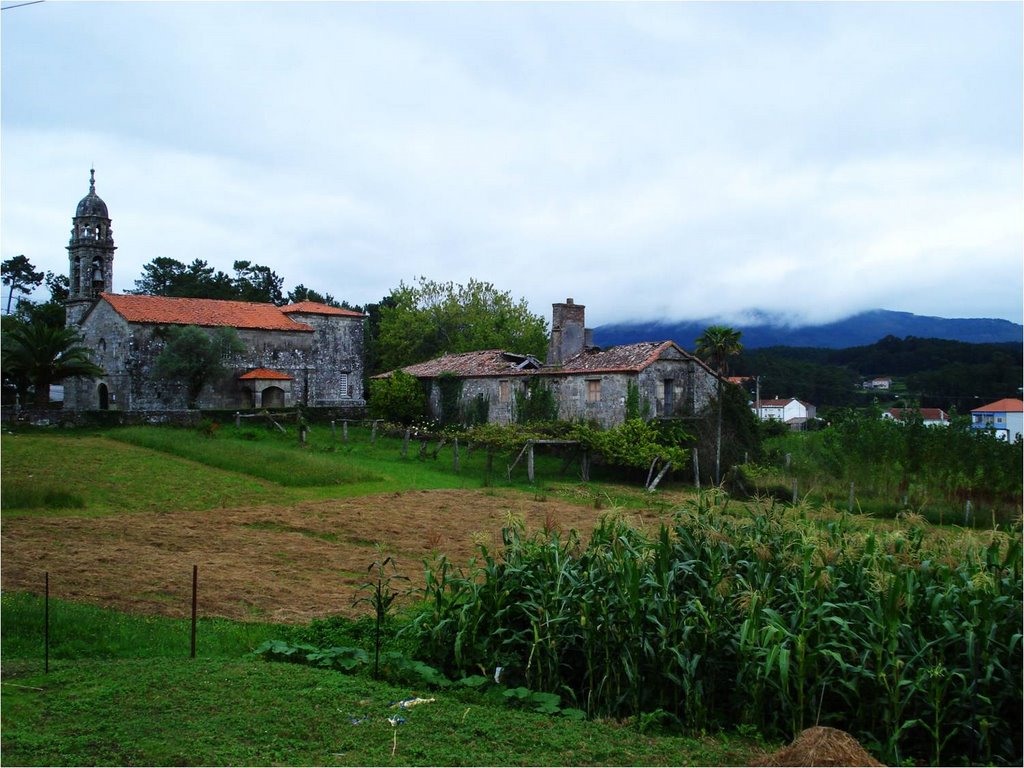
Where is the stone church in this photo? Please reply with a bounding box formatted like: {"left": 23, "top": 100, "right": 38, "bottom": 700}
{"left": 63, "top": 171, "right": 366, "bottom": 412}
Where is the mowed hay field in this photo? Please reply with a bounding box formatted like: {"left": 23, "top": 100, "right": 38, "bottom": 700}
{"left": 2, "top": 434, "right": 688, "bottom": 626}
{"left": 1, "top": 489, "right": 678, "bottom": 623}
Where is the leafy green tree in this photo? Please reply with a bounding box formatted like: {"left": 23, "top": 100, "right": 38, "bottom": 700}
{"left": 232, "top": 261, "right": 285, "bottom": 305}
{"left": 363, "top": 294, "right": 398, "bottom": 377}
{"left": 2, "top": 255, "right": 44, "bottom": 315}
{"left": 695, "top": 325, "right": 743, "bottom": 484}
{"left": 132, "top": 258, "right": 289, "bottom": 304}
{"left": 368, "top": 369, "right": 427, "bottom": 425}
{"left": 15, "top": 272, "right": 70, "bottom": 329}
{"left": 375, "top": 277, "right": 548, "bottom": 372}
{"left": 1, "top": 319, "right": 103, "bottom": 406}
{"left": 152, "top": 325, "right": 245, "bottom": 408}
{"left": 131, "top": 257, "right": 235, "bottom": 299}
{"left": 287, "top": 284, "right": 349, "bottom": 308}
{"left": 692, "top": 379, "right": 762, "bottom": 484}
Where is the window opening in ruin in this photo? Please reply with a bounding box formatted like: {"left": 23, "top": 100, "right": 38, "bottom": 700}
{"left": 586, "top": 379, "right": 601, "bottom": 403}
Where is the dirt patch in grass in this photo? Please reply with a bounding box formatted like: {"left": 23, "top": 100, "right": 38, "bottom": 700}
{"left": 1, "top": 488, "right": 671, "bottom": 624}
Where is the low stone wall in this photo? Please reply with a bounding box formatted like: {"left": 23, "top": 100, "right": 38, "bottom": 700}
{"left": 1, "top": 405, "right": 368, "bottom": 429}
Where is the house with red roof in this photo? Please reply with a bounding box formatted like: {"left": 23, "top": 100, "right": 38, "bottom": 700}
{"left": 61, "top": 171, "right": 365, "bottom": 411}
{"left": 970, "top": 398, "right": 1024, "bottom": 443}
{"left": 881, "top": 407, "right": 950, "bottom": 427}
{"left": 377, "top": 299, "right": 720, "bottom": 428}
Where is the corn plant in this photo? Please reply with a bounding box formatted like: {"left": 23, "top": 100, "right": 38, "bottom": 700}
{"left": 405, "top": 490, "right": 1023, "bottom": 765}
{"left": 354, "top": 551, "right": 409, "bottom": 679}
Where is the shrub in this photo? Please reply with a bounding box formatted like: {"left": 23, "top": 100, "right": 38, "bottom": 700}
{"left": 368, "top": 370, "right": 427, "bottom": 425}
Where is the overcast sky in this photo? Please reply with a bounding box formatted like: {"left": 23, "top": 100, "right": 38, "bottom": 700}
{"left": 2, "top": 1, "right": 1021, "bottom": 327}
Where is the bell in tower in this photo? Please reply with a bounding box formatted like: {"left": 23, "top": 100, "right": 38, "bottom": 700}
{"left": 66, "top": 169, "right": 116, "bottom": 326}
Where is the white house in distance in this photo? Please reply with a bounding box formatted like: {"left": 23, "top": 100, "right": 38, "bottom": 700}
{"left": 863, "top": 376, "right": 892, "bottom": 390}
{"left": 881, "top": 407, "right": 950, "bottom": 427}
{"left": 970, "top": 398, "right": 1024, "bottom": 443}
{"left": 752, "top": 398, "right": 816, "bottom": 430}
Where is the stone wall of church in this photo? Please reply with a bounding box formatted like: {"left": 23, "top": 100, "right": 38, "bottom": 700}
{"left": 284, "top": 312, "right": 366, "bottom": 407}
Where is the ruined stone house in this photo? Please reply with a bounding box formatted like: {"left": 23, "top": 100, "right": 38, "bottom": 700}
{"left": 379, "top": 298, "right": 721, "bottom": 428}
{"left": 62, "top": 171, "right": 366, "bottom": 411}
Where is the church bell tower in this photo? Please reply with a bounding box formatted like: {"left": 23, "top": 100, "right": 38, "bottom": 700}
{"left": 66, "top": 168, "right": 115, "bottom": 326}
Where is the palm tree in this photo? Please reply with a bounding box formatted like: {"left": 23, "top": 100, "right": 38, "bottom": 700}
{"left": 695, "top": 325, "right": 743, "bottom": 485}
{"left": 1, "top": 320, "right": 103, "bottom": 406}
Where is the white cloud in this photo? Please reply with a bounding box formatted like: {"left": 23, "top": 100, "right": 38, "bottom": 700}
{"left": 2, "top": 1, "right": 1020, "bottom": 328}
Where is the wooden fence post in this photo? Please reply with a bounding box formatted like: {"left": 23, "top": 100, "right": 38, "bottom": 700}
{"left": 848, "top": 482, "right": 855, "bottom": 513}
{"left": 45, "top": 571, "right": 49, "bottom": 674}
{"left": 402, "top": 429, "right": 410, "bottom": 458}
{"left": 190, "top": 565, "right": 198, "bottom": 659}
{"left": 692, "top": 451, "right": 700, "bottom": 492}
{"left": 453, "top": 438, "right": 460, "bottom": 473}
{"left": 792, "top": 479, "right": 798, "bottom": 505}
{"left": 343, "top": 420, "right": 349, "bottom": 442}
{"left": 371, "top": 420, "right": 378, "bottom": 445}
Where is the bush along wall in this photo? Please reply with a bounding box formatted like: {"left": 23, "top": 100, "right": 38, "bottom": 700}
{"left": 407, "top": 494, "right": 1023, "bottom": 767}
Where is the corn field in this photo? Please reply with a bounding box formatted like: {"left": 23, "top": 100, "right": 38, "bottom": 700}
{"left": 408, "top": 494, "right": 1023, "bottom": 766}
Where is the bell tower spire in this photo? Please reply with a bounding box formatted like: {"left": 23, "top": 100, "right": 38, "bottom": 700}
{"left": 66, "top": 168, "right": 115, "bottom": 326}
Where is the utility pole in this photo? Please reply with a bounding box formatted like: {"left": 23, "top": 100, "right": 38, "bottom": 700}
{"left": 755, "top": 375, "right": 761, "bottom": 420}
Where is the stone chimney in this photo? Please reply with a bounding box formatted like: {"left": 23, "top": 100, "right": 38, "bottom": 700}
{"left": 546, "top": 298, "right": 588, "bottom": 366}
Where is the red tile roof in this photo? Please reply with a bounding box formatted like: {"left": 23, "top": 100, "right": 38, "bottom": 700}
{"left": 381, "top": 341, "right": 719, "bottom": 380}
{"left": 971, "top": 398, "right": 1024, "bottom": 413}
{"left": 101, "top": 293, "right": 313, "bottom": 332}
{"left": 388, "top": 350, "right": 542, "bottom": 378}
{"left": 281, "top": 301, "right": 365, "bottom": 318}
{"left": 239, "top": 368, "right": 294, "bottom": 381}
{"left": 557, "top": 341, "right": 715, "bottom": 376}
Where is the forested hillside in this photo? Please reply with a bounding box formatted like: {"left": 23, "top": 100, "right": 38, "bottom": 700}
{"left": 732, "top": 336, "right": 1022, "bottom": 412}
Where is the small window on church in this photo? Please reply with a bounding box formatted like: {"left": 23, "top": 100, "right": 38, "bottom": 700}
{"left": 339, "top": 373, "right": 349, "bottom": 398}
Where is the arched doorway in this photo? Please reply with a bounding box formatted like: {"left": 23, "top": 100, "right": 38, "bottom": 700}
{"left": 97, "top": 383, "right": 109, "bottom": 410}
{"left": 261, "top": 386, "right": 285, "bottom": 408}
